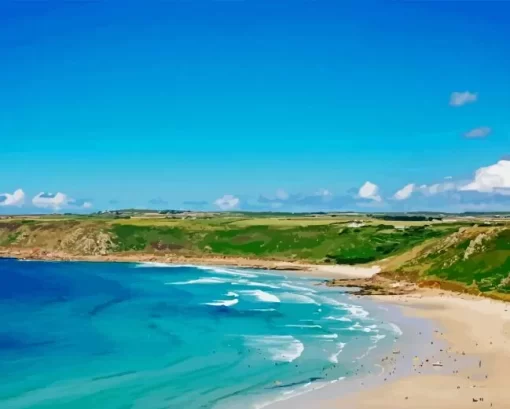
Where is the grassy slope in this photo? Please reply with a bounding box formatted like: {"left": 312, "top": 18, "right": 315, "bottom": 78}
{"left": 0, "top": 217, "right": 457, "bottom": 264}
{"left": 2, "top": 216, "right": 509, "bottom": 296}
{"left": 382, "top": 225, "right": 510, "bottom": 296}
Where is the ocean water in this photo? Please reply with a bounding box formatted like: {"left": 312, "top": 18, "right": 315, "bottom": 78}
{"left": 0, "top": 259, "right": 402, "bottom": 409}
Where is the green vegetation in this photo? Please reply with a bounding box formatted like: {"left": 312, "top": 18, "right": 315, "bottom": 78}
{"left": 0, "top": 216, "right": 459, "bottom": 263}
{"left": 370, "top": 214, "right": 442, "bottom": 222}
{"left": 385, "top": 226, "right": 510, "bottom": 295}
{"left": 1, "top": 212, "right": 509, "bottom": 298}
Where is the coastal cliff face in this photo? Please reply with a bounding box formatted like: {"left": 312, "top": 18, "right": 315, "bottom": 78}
{"left": 0, "top": 218, "right": 453, "bottom": 260}
{"left": 1, "top": 218, "right": 509, "bottom": 298}
{"left": 0, "top": 221, "right": 116, "bottom": 256}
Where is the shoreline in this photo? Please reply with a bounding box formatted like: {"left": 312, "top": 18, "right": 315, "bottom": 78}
{"left": 297, "top": 290, "right": 510, "bottom": 409}
{"left": 2, "top": 252, "right": 509, "bottom": 408}
{"left": 0, "top": 248, "right": 381, "bottom": 279}
{"left": 263, "top": 293, "right": 447, "bottom": 409}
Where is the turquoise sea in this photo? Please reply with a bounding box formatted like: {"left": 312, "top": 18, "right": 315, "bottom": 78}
{"left": 0, "top": 259, "right": 403, "bottom": 409}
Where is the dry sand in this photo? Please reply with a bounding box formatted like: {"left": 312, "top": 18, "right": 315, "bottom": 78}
{"left": 330, "top": 290, "right": 510, "bottom": 409}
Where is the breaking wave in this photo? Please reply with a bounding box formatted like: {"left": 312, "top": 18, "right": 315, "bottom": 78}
{"left": 203, "top": 299, "right": 239, "bottom": 307}
{"left": 328, "top": 342, "right": 346, "bottom": 363}
{"left": 166, "top": 277, "right": 228, "bottom": 285}
{"left": 279, "top": 292, "right": 318, "bottom": 305}
{"left": 239, "top": 290, "right": 281, "bottom": 303}
{"left": 245, "top": 335, "right": 304, "bottom": 362}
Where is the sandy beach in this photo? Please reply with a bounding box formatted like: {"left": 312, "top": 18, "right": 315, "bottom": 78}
{"left": 310, "top": 290, "right": 510, "bottom": 409}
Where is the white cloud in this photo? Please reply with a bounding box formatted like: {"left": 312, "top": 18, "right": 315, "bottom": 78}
{"left": 421, "top": 182, "right": 457, "bottom": 196}
{"left": 32, "top": 192, "right": 92, "bottom": 210}
{"left": 464, "top": 127, "right": 491, "bottom": 138}
{"left": 32, "top": 192, "right": 70, "bottom": 210}
{"left": 214, "top": 194, "right": 240, "bottom": 210}
{"left": 396, "top": 160, "right": 510, "bottom": 204}
{"left": 0, "top": 189, "right": 25, "bottom": 207}
{"left": 460, "top": 160, "right": 510, "bottom": 194}
{"left": 449, "top": 91, "right": 477, "bottom": 107}
{"left": 275, "top": 189, "right": 289, "bottom": 201}
{"left": 393, "top": 183, "right": 415, "bottom": 201}
{"left": 358, "top": 181, "right": 381, "bottom": 202}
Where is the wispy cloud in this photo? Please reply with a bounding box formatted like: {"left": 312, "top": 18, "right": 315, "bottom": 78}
{"left": 275, "top": 189, "right": 289, "bottom": 201}
{"left": 0, "top": 189, "right": 25, "bottom": 207}
{"left": 393, "top": 183, "right": 415, "bottom": 201}
{"left": 449, "top": 91, "right": 477, "bottom": 107}
{"left": 420, "top": 182, "right": 457, "bottom": 196}
{"left": 69, "top": 198, "right": 93, "bottom": 209}
{"left": 183, "top": 200, "right": 209, "bottom": 207}
{"left": 149, "top": 197, "right": 169, "bottom": 206}
{"left": 464, "top": 127, "right": 491, "bottom": 138}
{"left": 214, "top": 194, "right": 240, "bottom": 210}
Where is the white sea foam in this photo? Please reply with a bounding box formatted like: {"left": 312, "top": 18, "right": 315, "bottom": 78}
{"left": 204, "top": 299, "right": 239, "bottom": 307}
{"left": 240, "top": 290, "right": 280, "bottom": 303}
{"left": 319, "top": 296, "right": 343, "bottom": 306}
{"left": 253, "top": 379, "right": 328, "bottom": 409}
{"left": 166, "top": 277, "right": 228, "bottom": 285}
{"left": 371, "top": 334, "right": 386, "bottom": 343}
{"left": 245, "top": 335, "right": 304, "bottom": 363}
{"left": 285, "top": 324, "right": 322, "bottom": 329}
{"left": 251, "top": 308, "right": 276, "bottom": 312}
{"left": 343, "top": 304, "right": 370, "bottom": 319}
{"left": 388, "top": 323, "right": 403, "bottom": 336}
{"left": 226, "top": 291, "right": 239, "bottom": 298}
{"left": 328, "top": 342, "right": 347, "bottom": 363}
{"left": 279, "top": 292, "right": 318, "bottom": 305}
{"left": 324, "top": 316, "right": 352, "bottom": 322}
{"left": 233, "top": 280, "right": 281, "bottom": 289}
{"left": 195, "top": 266, "right": 258, "bottom": 278}
{"left": 356, "top": 345, "right": 377, "bottom": 360}
{"left": 135, "top": 262, "right": 258, "bottom": 278}
{"left": 346, "top": 322, "right": 373, "bottom": 333}
{"left": 314, "top": 334, "right": 338, "bottom": 339}
{"left": 280, "top": 282, "right": 316, "bottom": 293}
{"left": 135, "top": 262, "right": 175, "bottom": 268}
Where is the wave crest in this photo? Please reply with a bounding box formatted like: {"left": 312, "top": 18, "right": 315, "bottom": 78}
{"left": 239, "top": 290, "right": 280, "bottom": 303}
{"left": 245, "top": 335, "right": 304, "bottom": 362}
{"left": 203, "top": 299, "right": 239, "bottom": 307}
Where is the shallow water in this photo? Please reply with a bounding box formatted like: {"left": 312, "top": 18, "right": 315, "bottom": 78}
{"left": 0, "top": 259, "right": 402, "bottom": 409}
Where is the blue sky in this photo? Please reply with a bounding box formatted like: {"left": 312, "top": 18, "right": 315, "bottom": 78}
{"left": 1, "top": 1, "right": 509, "bottom": 213}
